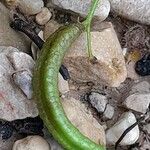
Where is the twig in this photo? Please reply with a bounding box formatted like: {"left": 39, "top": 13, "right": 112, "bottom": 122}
{"left": 10, "top": 14, "right": 70, "bottom": 80}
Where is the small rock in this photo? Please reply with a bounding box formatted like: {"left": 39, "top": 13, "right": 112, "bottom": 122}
{"left": 63, "top": 22, "right": 127, "bottom": 87}
{"left": 12, "top": 70, "right": 33, "bottom": 99}
{"left": 58, "top": 73, "right": 69, "bottom": 95}
{"left": 17, "top": 0, "right": 44, "bottom": 15}
{"left": 12, "top": 136, "right": 50, "bottom": 150}
{"left": 36, "top": 7, "right": 52, "bottom": 25}
{"left": 62, "top": 97, "right": 106, "bottom": 145}
{"left": 88, "top": 92, "right": 108, "bottom": 113}
{"left": 106, "top": 112, "right": 139, "bottom": 146}
{"left": 0, "top": 46, "right": 38, "bottom": 121}
{"left": 51, "top": 0, "right": 110, "bottom": 21}
{"left": 124, "top": 93, "right": 150, "bottom": 114}
{"left": 110, "top": 0, "right": 150, "bottom": 25}
{"left": 0, "top": 3, "right": 31, "bottom": 52}
{"left": 103, "top": 104, "right": 114, "bottom": 119}
{"left": 131, "top": 81, "right": 150, "bottom": 94}
{"left": 6, "top": 50, "right": 35, "bottom": 71}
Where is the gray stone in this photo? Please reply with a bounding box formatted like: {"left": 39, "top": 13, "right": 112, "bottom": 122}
{"left": 0, "top": 46, "right": 38, "bottom": 121}
{"left": 124, "top": 93, "right": 150, "bottom": 114}
{"left": 103, "top": 104, "right": 114, "bottom": 119}
{"left": 106, "top": 112, "right": 139, "bottom": 146}
{"left": 0, "top": 3, "right": 31, "bottom": 52}
{"left": 109, "top": 0, "right": 150, "bottom": 25}
{"left": 89, "top": 92, "right": 108, "bottom": 113}
{"left": 51, "top": 0, "right": 110, "bottom": 21}
{"left": 131, "top": 81, "right": 150, "bottom": 94}
{"left": 16, "top": 0, "right": 44, "bottom": 15}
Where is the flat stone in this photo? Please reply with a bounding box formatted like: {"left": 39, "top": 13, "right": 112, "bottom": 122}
{"left": 89, "top": 92, "right": 108, "bottom": 113}
{"left": 50, "top": 0, "right": 110, "bottom": 21}
{"left": 0, "top": 3, "right": 31, "bottom": 52}
{"left": 106, "top": 112, "right": 139, "bottom": 146}
{"left": 62, "top": 97, "right": 106, "bottom": 145}
{"left": 124, "top": 93, "right": 150, "bottom": 114}
{"left": 109, "top": 0, "right": 150, "bottom": 25}
{"left": 63, "top": 22, "right": 127, "bottom": 87}
{"left": 0, "top": 46, "right": 38, "bottom": 121}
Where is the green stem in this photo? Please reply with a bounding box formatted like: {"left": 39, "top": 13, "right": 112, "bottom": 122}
{"left": 82, "top": 0, "right": 100, "bottom": 59}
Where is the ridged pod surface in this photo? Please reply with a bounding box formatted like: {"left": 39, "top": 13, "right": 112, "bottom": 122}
{"left": 33, "top": 24, "right": 105, "bottom": 150}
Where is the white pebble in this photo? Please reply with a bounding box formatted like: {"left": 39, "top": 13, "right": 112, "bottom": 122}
{"left": 12, "top": 136, "right": 50, "bottom": 150}
{"left": 17, "top": 0, "right": 44, "bottom": 15}
{"left": 103, "top": 104, "right": 114, "bottom": 119}
{"left": 106, "top": 112, "right": 139, "bottom": 146}
{"left": 36, "top": 7, "right": 52, "bottom": 25}
{"left": 89, "top": 92, "right": 108, "bottom": 113}
{"left": 124, "top": 93, "right": 150, "bottom": 114}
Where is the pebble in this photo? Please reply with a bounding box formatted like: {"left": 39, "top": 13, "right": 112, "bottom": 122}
{"left": 106, "top": 112, "right": 139, "bottom": 146}
{"left": 0, "top": 46, "right": 38, "bottom": 121}
{"left": 110, "top": 0, "right": 150, "bottom": 25}
{"left": 17, "top": 0, "right": 44, "bottom": 15}
{"left": 12, "top": 136, "right": 50, "bottom": 150}
{"left": 131, "top": 81, "right": 150, "bottom": 94}
{"left": 124, "top": 93, "right": 150, "bottom": 114}
{"left": 62, "top": 97, "right": 106, "bottom": 145}
{"left": 0, "top": 3, "right": 31, "bottom": 53}
{"left": 103, "top": 104, "right": 114, "bottom": 119}
{"left": 88, "top": 92, "right": 108, "bottom": 113}
{"left": 51, "top": 0, "right": 110, "bottom": 21}
{"left": 36, "top": 7, "right": 52, "bottom": 26}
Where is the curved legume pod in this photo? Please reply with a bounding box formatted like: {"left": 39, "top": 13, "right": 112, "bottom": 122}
{"left": 33, "top": 24, "right": 105, "bottom": 150}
